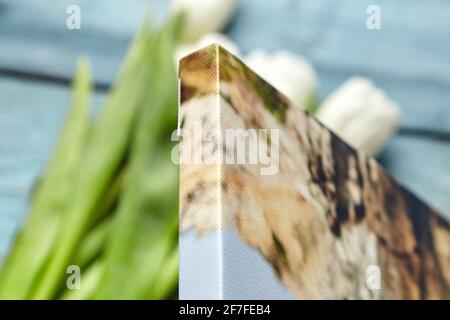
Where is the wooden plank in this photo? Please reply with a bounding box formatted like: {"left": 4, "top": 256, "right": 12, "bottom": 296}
{"left": 230, "top": 0, "right": 450, "bottom": 85}
{"left": 380, "top": 135, "right": 450, "bottom": 220}
{"left": 0, "top": 77, "right": 105, "bottom": 259}
{"left": 0, "top": 0, "right": 169, "bottom": 84}
{"left": 315, "top": 67, "right": 450, "bottom": 134}
{"left": 4, "top": 0, "right": 449, "bottom": 85}
{"left": 227, "top": 0, "right": 450, "bottom": 131}
{"left": 1, "top": 0, "right": 449, "bottom": 130}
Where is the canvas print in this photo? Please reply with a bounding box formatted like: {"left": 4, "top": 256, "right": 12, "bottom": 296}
{"left": 179, "top": 45, "right": 450, "bottom": 299}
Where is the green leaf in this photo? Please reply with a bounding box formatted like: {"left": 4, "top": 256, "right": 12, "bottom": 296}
{"left": 0, "top": 58, "right": 92, "bottom": 299}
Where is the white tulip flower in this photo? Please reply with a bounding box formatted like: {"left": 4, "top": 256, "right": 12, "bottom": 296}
{"left": 175, "top": 32, "right": 240, "bottom": 62}
{"left": 171, "top": 0, "right": 239, "bottom": 41}
{"left": 245, "top": 50, "right": 317, "bottom": 112}
{"left": 316, "top": 77, "right": 400, "bottom": 156}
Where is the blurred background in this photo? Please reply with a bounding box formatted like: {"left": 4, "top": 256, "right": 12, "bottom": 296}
{"left": 0, "top": 0, "right": 449, "bottom": 261}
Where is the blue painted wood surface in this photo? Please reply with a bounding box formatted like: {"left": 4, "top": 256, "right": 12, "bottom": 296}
{"left": 0, "top": 0, "right": 449, "bottom": 258}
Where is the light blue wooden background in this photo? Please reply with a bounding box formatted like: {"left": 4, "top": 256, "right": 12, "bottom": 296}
{"left": 0, "top": 0, "right": 449, "bottom": 258}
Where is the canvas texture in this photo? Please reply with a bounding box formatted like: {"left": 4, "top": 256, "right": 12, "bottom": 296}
{"left": 179, "top": 45, "right": 450, "bottom": 299}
